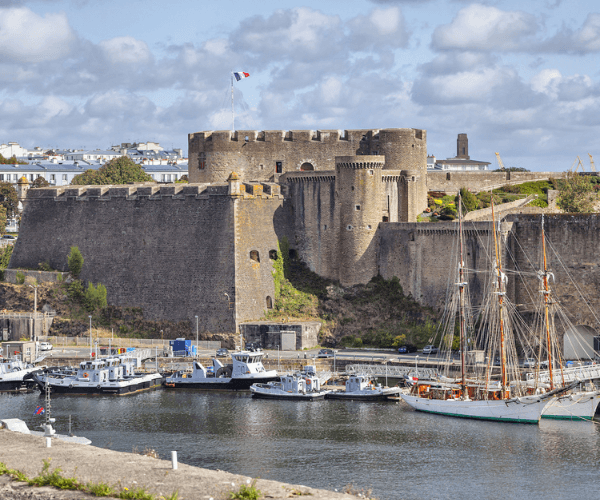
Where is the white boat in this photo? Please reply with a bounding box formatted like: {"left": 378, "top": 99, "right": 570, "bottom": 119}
{"left": 326, "top": 374, "right": 401, "bottom": 401}
{"left": 542, "top": 389, "right": 600, "bottom": 421}
{"left": 32, "top": 354, "right": 162, "bottom": 395}
{"left": 164, "top": 349, "right": 278, "bottom": 390}
{"left": 0, "top": 357, "right": 42, "bottom": 392}
{"left": 401, "top": 197, "right": 558, "bottom": 424}
{"left": 251, "top": 365, "right": 331, "bottom": 400}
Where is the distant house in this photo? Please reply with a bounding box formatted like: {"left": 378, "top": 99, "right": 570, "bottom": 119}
{"left": 428, "top": 134, "right": 491, "bottom": 171}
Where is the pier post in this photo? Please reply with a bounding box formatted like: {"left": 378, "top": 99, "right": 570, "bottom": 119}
{"left": 171, "top": 451, "right": 178, "bottom": 470}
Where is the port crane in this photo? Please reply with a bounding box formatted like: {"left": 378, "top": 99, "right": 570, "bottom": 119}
{"left": 495, "top": 152, "right": 505, "bottom": 170}
{"left": 569, "top": 154, "right": 596, "bottom": 172}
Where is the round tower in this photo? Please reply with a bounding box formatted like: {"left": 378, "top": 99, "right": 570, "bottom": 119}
{"left": 377, "top": 128, "right": 427, "bottom": 214}
{"left": 16, "top": 175, "right": 30, "bottom": 213}
{"left": 335, "top": 155, "right": 384, "bottom": 286}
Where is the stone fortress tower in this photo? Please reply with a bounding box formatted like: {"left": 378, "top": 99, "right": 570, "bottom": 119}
{"left": 336, "top": 156, "right": 384, "bottom": 286}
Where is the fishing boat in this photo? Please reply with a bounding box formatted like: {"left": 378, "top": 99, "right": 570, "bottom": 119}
{"left": 326, "top": 374, "right": 401, "bottom": 401}
{"left": 400, "top": 196, "right": 559, "bottom": 424}
{"left": 250, "top": 365, "right": 331, "bottom": 400}
{"left": 0, "top": 357, "right": 42, "bottom": 392}
{"left": 164, "top": 349, "right": 278, "bottom": 390}
{"left": 31, "top": 354, "right": 163, "bottom": 395}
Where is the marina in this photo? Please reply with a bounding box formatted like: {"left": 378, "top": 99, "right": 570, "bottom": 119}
{"left": 1, "top": 389, "right": 599, "bottom": 500}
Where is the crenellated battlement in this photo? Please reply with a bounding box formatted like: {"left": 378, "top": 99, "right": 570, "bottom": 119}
{"left": 26, "top": 182, "right": 283, "bottom": 202}
{"left": 189, "top": 129, "right": 373, "bottom": 145}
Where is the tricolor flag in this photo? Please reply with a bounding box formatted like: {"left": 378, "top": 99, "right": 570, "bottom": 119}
{"left": 33, "top": 406, "right": 45, "bottom": 416}
{"left": 234, "top": 72, "right": 250, "bottom": 81}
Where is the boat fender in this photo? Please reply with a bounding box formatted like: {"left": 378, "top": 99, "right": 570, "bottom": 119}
{"left": 69, "top": 384, "right": 73, "bottom": 389}
{"left": 97, "top": 385, "right": 101, "bottom": 390}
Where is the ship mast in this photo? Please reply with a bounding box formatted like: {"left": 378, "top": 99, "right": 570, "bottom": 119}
{"left": 458, "top": 194, "right": 467, "bottom": 396}
{"left": 541, "top": 214, "right": 554, "bottom": 390}
{"left": 490, "top": 199, "right": 508, "bottom": 399}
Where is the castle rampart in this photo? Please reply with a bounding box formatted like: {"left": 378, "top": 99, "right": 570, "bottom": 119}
{"left": 427, "top": 171, "right": 565, "bottom": 194}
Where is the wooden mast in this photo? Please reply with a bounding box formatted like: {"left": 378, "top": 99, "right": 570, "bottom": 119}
{"left": 458, "top": 194, "right": 467, "bottom": 397}
{"left": 541, "top": 214, "right": 554, "bottom": 390}
{"left": 490, "top": 198, "right": 508, "bottom": 399}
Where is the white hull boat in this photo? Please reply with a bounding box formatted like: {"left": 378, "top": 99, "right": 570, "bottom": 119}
{"left": 164, "top": 350, "right": 278, "bottom": 390}
{"left": 401, "top": 392, "right": 549, "bottom": 424}
{"left": 0, "top": 358, "right": 42, "bottom": 392}
{"left": 251, "top": 365, "right": 331, "bottom": 400}
{"left": 541, "top": 390, "right": 600, "bottom": 421}
{"left": 326, "top": 374, "right": 401, "bottom": 401}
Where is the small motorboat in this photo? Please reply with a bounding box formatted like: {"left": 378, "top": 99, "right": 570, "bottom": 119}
{"left": 250, "top": 365, "right": 331, "bottom": 400}
{"left": 326, "top": 374, "right": 401, "bottom": 401}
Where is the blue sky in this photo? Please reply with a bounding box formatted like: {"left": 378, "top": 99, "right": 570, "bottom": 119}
{"left": 1, "top": 0, "right": 600, "bottom": 171}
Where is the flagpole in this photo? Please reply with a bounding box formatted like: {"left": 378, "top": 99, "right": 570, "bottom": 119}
{"left": 231, "top": 72, "right": 235, "bottom": 132}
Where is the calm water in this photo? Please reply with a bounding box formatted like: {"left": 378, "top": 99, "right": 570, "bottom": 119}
{"left": 2, "top": 390, "right": 599, "bottom": 500}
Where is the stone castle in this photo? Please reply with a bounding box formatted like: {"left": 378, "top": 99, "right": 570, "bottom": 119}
{"left": 8, "top": 128, "right": 600, "bottom": 340}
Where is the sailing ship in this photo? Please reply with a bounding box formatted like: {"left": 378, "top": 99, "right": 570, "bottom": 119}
{"left": 401, "top": 196, "right": 561, "bottom": 423}
{"left": 527, "top": 215, "right": 600, "bottom": 420}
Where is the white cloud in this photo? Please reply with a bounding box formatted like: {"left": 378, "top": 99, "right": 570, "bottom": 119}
{"left": 0, "top": 6, "right": 75, "bottom": 63}
{"left": 99, "top": 36, "right": 152, "bottom": 65}
{"left": 431, "top": 4, "right": 537, "bottom": 52}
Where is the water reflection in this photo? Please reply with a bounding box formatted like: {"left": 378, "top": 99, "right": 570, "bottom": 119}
{"left": 2, "top": 391, "right": 599, "bottom": 500}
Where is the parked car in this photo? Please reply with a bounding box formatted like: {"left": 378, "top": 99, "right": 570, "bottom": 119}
{"left": 216, "top": 348, "right": 229, "bottom": 357}
{"left": 1, "top": 234, "right": 17, "bottom": 241}
{"left": 317, "top": 348, "right": 335, "bottom": 358}
{"left": 245, "top": 342, "right": 262, "bottom": 352}
{"left": 398, "top": 345, "right": 417, "bottom": 354}
{"left": 422, "top": 345, "right": 438, "bottom": 355}
{"left": 39, "top": 342, "right": 53, "bottom": 351}
{"left": 523, "top": 358, "right": 537, "bottom": 368}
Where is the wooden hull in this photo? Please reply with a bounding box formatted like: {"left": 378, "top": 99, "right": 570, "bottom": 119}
{"left": 401, "top": 394, "right": 546, "bottom": 424}
{"left": 541, "top": 391, "right": 600, "bottom": 420}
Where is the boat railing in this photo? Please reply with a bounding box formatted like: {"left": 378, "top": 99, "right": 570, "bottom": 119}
{"left": 346, "top": 364, "right": 437, "bottom": 379}
{"left": 526, "top": 363, "right": 600, "bottom": 384}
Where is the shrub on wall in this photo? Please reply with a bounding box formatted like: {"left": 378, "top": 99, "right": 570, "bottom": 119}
{"left": 67, "top": 246, "right": 84, "bottom": 278}
{"left": 84, "top": 282, "right": 107, "bottom": 311}
{"left": 15, "top": 271, "right": 25, "bottom": 284}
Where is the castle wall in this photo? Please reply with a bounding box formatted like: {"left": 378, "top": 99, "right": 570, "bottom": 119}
{"left": 505, "top": 214, "right": 600, "bottom": 330}
{"left": 377, "top": 222, "right": 502, "bottom": 310}
{"left": 428, "top": 171, "right": 564, "bottom": 194}
{"left": 234, "top": 190, "right": 284, "bottom": 324}
{"left": 10, "top": 184, "right": 240, "bottom": 332}
{"left": 189, "top": 129, "right": 369, "bottom": 184}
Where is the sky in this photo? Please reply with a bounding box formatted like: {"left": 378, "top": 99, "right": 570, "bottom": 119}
{"left": 1, "top": 0, "right": 600, "bottom": 171}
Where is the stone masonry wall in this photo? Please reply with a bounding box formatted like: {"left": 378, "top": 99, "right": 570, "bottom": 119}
{"left": 428, "top": 171, "right": 565, "bottom": 194}
{"left": 378, "top": 221, "right": 505, "bottom": 311}
{"left": 233, "top": 190, "right": 284, "bottom": 325}
{"left": 10, "top": 184, "right": 238, "bottom": 332}
{"left": 505, "top": 214, "right": 600, "bottom": 329}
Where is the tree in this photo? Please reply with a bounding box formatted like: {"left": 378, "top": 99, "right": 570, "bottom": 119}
{"left": 455, "top": 187, "right": 478, "bottom": 213}
{"left": 0, "top": 154, "right": 27, "bottom": 165}
{"left": 71, "top": 156, "right": 154, "bottom": 185}
{"left": 84, "top": 282, "right": 107, "bottom": 311}
{"left": 557, "top": 172, "right": 595, "bottom": 212}
{"left": 0, "top": 182, "right": 18, "bottom": 219}
{"left": 31, "top": 176, "right": 50, "bottom": 188}
{"left": 68, "top": 246, "right": 84, "bottom": 278}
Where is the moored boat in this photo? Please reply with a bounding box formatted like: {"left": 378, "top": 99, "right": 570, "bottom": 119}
{"left": 32, "top": 354, "right": 162, "bottom": 395}
{"left": 0, "top": 357, "right": 43, "bottom": 392}
{"left": 164, "top": 349, "right": 278, "bottom": 390}
{"left": 326, "top": 374, "right": 401, "bottom": 401}
{"left": 250, "top": 365, "right": 331, "bottom": 400}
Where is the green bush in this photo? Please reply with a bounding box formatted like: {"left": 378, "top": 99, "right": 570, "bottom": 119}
{"left": 84, "top": 282, "right": 108, "bottom": 311}
{"left": 15, "top": 271, "right": 25, "bottom": 284}
{"left": 528, "top": 198, "right": 548, "bottom": 208}
{"left": 67, "top": 280, "right": 84, "bottom": 302}
{"left": 67, "top": 246, "right": 84, "bottom": 278}
{"left": 456, "top": 188, "right": 478, "bottom": 212}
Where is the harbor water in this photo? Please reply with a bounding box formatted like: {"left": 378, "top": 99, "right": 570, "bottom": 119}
{"left": 1, "top": 390, "right": 599, "bottom": 500}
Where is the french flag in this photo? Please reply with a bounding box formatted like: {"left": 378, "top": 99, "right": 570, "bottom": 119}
{"left": 234, "top": 72, "right": 250, "bottom": 81}
{"left": 34, "top": 406, "right": 45, "bottom": 416}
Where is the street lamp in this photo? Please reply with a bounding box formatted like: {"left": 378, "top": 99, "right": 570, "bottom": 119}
{"left": 88, "top": 315, "right": 92, "bottom": 359}
{"left": 195, "top": 315, "right": 198, "bottom": 358}
{"left": 28, "top": 284, "right": 37, "bottom": 314}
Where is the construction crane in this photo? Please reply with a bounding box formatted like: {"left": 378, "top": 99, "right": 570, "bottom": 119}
{"left": 589, "top": 153, "right": 596, "bottom": 172}
{"left": 570, "top": 155, "right": 585, "bottom": 172}
{"left": 495, "top": 152, "right": 505, "bottom": 171}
